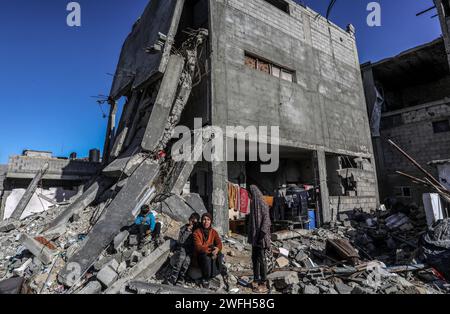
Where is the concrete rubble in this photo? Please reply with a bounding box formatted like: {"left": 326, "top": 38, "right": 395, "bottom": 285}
{"left": 1, "top": 189, "right": 450, "bottom": 294}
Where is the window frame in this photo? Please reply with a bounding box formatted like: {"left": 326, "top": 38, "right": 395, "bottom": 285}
{"left": 262, "top": 0, "right": 291, "bottom": 15}
{"left": 432, "top": 119, "right": 450, "bottom": 134}
{"left": 244, "top": 52, "right": 296, "bottom": 83}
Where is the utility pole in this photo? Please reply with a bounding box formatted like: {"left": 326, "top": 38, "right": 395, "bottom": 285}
{"left": 102, "top": 99, "right": 118, "bottom": 165}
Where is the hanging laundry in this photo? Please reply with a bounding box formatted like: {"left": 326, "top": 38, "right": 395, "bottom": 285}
{"left": 228, "top": 182, "right": 237, "bottom": 210}
{"left": 239, "top": 188, "right": 249, "bottom": 214}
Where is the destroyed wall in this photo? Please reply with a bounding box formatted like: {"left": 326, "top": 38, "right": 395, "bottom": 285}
{"left": 362, "top": 37, "right": 450, "bottom": 205}
{"left": 0, "top": 152, "right": 102, "bottom": 222}
{"left": 208, "top": 0, "right": 378, "bottom": 227}
{"left": 7, "top": 155, "right": 101, "bottom": 181}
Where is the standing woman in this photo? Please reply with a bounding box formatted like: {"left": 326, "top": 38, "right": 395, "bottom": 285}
{"left": 248, "top": 185, "right": 272, "bottom": 293}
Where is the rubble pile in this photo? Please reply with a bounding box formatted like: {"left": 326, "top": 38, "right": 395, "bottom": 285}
{"left": 245, "top": 206, "right": 449, "bottom": 295}
{"left": 1, "top": 199, "right": 450, "bottom": 294}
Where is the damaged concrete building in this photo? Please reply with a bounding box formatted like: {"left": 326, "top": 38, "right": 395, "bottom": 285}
{"left": 361, "top": 0, "right": 450, "bottom": 206}
{"left": 198, "top": 0, "right": 379, "bottom": 231}
{"left": 60, "top": 0, "right": 377, "bottom": 284}
{"left": 0, "top": 150, "right": 101, "bottom": 222}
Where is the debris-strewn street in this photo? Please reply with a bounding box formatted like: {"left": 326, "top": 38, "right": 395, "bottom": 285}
{"left": 1, "top": 197, "right": 449, "bottom": 294}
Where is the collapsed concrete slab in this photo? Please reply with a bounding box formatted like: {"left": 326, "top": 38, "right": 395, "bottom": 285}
{"left": 44, "top": 178, "right": 113, "bottom": 235}
{"left": 127, "top": 281, "right": 211, "bottom": 295}
{"left": 77, "top": 281, "right": 102, "bottom": 294}
{"left": 109, "top": 0, "right": 185, "bottom": 100}
{"left": 58, "top": 160, "right": 160, "bottom": 286}
{"left": 160, "top": 195, "right": 197, "bottom": 222}
{"left": 183, "top": 193, "right": 207, "bottom": 216}
{"left": 105, "top": 240, "right": 172, "bottom": 294}
{"left": 10, "top": 163, "right": 49, "bottom": 220}
{"left": 102, "top": 153, "right": 148, "bottom": 178}
{"left": 141, "top": 55, "right": 185, "bottom": 152}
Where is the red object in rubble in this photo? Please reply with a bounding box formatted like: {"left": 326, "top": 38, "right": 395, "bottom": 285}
{"left": 239, "top": 188, "right": 249, "bottom": 214}
{"left": 157, "top": 150, "right": 167, "bottom": 159}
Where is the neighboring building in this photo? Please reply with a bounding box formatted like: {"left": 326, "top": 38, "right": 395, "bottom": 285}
{"left": 106, "top": 0, "right": 379, "bottom": 234}
{"left": 361, "top": 8, "right": 450, "bottom": 206}
{"left": 435, "top": 0, "right": 450, "bottom": 67}
{"left": 0, "top": 150, "right": 101, "bottom": 220}
{"left": 429, "top": 159, "right": 450, "bottom": 190}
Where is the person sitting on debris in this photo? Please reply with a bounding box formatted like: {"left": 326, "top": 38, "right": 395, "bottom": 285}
{"left": 131, "top": 205, "right": 160, "bottom": 249}
{"left": 166, "top": 213, "right": 201, "bottom": 286}
{"left": 193, "top": 213, "right": 227, "bottom": 288}
{"left": 248, "top": 185, "right": 272, "bottom": 294}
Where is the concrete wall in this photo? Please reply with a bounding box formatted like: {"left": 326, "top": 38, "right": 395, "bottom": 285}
{"left": 208, "top": 0, "right": 377, "bottom": 230}
{"left": 329, "top": 196, "right": 378, "bottom": 219}
{"left": 209, "top": 0, "right": 374, "bottom": 156}
{"left": 7, "top": 156, "right": 101, "bottom": 181}
{"left": 378, "top": 101, "right": 450, "bottom": 204}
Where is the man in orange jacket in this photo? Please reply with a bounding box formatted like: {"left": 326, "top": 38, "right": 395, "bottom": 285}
{"left": 193, "top": 213, "right": 227, "bottom": 288}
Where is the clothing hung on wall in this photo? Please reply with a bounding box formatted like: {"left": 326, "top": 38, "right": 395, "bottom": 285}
{"left": 272, "top": 185, "right": 312, "bottom": 222}
{"left": 228, "top": 182, "right": 251, "bottom": 219}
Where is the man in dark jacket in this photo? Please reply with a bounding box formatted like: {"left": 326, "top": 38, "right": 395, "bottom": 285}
{"left": 167, "top": 213, "right": 201, "bottom": 285}
{"left": 248, "top": 185, "right": 272, "bottom": 293}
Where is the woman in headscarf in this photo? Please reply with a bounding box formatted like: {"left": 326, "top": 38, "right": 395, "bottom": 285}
{"left": 248, "top": 185, "right": 272, "bottom": 293}
{"left": 193, "top": 213, "right": 226, "bottom": 288}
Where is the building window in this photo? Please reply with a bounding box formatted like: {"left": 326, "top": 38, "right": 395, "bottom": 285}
{"left": 244, "top": 53, "right": 295, "bottom": 82}
{"left": 433, "top": 120, "right": 450, "bottom": 133}
{"left": 381, "top": 114, "right": 403, "bottom": 129}
{"left": 402, "top": 187, "right": 411, "bottom": 198}
{"left": 262, "top": 0, "right": 290, "bottom": 14}
{"left": 395, "top": 186, "right": 412, "bottom": 198}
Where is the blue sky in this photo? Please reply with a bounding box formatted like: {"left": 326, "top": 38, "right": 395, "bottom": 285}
{"left": 0, "top": 0, "right": 442, "bottom": 164}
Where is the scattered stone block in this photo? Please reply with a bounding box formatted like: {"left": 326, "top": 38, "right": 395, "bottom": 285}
{"left": 113, "top": 230, "right": 129, "bottom": 251}
{"left": 303, "top": 285, "right": 320, "bottom": 294}
{"left": 78, "top": 281, "right": 102, "bottom": 294}
{"left": 295, "top": 250, "right": 308, "bottom": 263}
{"left": 19, "top": 234, "right": 56, "bottom": 265}
{"left": 335, "top": 282, "right": 353, "bottom": 294}
{"left": 0, "top": 220, "right": 18, "bottom": 233}
{"left": 276, "top": 256, "right": 289, "bottom": 268}
{"left": 97, "top": 265, "right": 119, "bottom": 288}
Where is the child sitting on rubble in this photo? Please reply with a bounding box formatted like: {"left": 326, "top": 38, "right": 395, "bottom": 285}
{"left": 166, "top": 213, "right": 201, "bottom": 286}
{"left": 130, "top": 205, "right": 161, "bottom": 250}
{"left": 193, "top": 213, "right": 228, "bottom": 289}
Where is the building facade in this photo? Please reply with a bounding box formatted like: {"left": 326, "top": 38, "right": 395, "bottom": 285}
{"left": 105, "top": 0, "right": 379, "bottom": 234}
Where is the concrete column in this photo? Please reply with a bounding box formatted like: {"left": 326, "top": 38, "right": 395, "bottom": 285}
{"left": 316, "top": 150, "right": 331, "bottom": 224}
{"left": 210, "top": 161, "right": 229, "bottom": 236}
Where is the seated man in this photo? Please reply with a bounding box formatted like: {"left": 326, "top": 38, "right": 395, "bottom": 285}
{"left": 167, "top": 213, "right": 201, "bottom": 286}
{"left": 193, "top": 213, "right": 227, "bottom": 288}
{"left": 130, "top": 205, "right": 159, "bottom": 249}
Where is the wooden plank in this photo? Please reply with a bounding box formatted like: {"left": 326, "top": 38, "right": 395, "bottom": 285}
{"left": 11, "top": 163, "right": 49, "bottom": 220}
